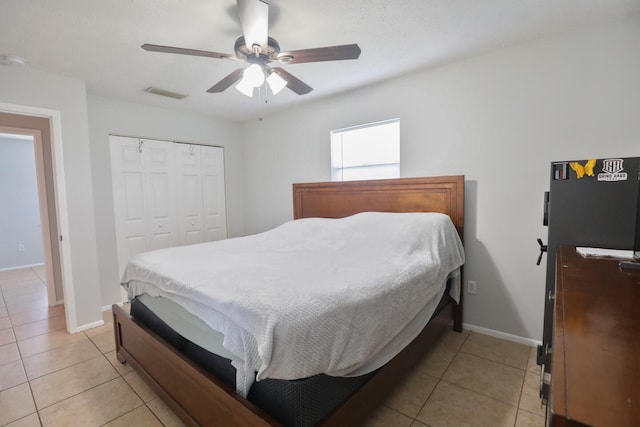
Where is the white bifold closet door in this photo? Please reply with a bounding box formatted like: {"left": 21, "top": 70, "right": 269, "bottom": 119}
{"left": 110, "top": 135, "right": 226, "bottom": 279}
{"left": 174, "top": 143, "right": 227, "bottom": 245}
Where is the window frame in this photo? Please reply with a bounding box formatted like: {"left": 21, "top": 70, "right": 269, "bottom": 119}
{"left": 330, "top": 118, "right": 400, "bottom": 182}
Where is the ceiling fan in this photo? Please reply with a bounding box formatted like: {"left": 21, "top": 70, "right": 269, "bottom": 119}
{"left": 142, "top": 0, "right": 361, "bottom": 97}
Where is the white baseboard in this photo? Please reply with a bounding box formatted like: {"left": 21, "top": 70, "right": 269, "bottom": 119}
{"left": 74, "top": 304, "right": 126, "bottom": 333}
{"left": 0, "top": 262, "right": 45, "bottom": 272}
{"left": 463, "top": 323, "right": 542, "bottom": 348}
{"left": 102, "top": 302, "right": 126, "bottom": 312}
{"left": 75, "top": 319, "right": 105, "bottom": 333}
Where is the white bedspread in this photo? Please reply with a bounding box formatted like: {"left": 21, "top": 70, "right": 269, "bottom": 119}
{"left": 122, "top": 212, "right": 465, "bottom": 396}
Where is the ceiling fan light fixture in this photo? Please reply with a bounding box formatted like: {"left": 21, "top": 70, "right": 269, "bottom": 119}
{"left": 243, "top": 63, "right": 265, "bottom": 87}
{"left": 266, "top": 70, "right": 287, "bottom": 95}
{"left": 235, "top": 78, "right": 255, "bottom": 97}
{"left": 141, "top": 0, "right": 360, "bottom": 98}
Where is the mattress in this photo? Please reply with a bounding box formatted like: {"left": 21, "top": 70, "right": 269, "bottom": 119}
{"left": 130, "top": 279, "right": 455, "bottom": 427}
{"left": 134, "top": 272, "right": 458, "bottom": 366}
{"left": 122, "top": 212, "right": 465, "bottom": 396}
{"left": 136, "top": 293, "right": 240, "bottom": 361}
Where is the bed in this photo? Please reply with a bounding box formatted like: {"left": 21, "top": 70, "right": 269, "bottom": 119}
{"left": 112, "top": 175, "right": 465, "bottom": 426}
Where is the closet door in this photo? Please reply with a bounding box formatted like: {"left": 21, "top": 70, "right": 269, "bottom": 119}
{"left": 175, "top": 144, "right": 205, "bottom": 245}
{"left": 143, "top": 139, "right": 178, "bottom": 250}
{"left": 175, "top": 144, "right": 227, "bottom": 244}
{"left": 110, "top": 136, "right": 147, "bottom": 277}
{"left": 110, "top": 136, "right": 177, "bottom": 277}
{"left": 201, "top": 146, "right": 227, "bottom": 241}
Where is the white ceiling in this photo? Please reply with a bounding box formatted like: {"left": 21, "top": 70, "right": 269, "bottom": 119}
{"left": 1, "top": 0, "right": 638, "bottom": 121}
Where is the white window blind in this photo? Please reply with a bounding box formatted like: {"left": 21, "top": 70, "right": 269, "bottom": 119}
{"left": 330, "top": 119, "right": 400, "bottom": 181}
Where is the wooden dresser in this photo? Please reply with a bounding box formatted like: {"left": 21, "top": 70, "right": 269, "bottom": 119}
{"left": 548, "top": 246, "right": 640, "bottom": 426}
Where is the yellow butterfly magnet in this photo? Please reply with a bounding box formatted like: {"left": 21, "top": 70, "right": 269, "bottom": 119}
{"left": 569, "top": 159, "right": 596, "bottom": 179}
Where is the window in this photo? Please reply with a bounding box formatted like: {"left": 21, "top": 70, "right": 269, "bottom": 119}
{"left": 330, "top": 119, "right": 400, "bottom": 181}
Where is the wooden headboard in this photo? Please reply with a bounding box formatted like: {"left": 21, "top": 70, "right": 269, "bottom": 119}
{"left": 293, "top": 175, "right": 464, "bottom": 241}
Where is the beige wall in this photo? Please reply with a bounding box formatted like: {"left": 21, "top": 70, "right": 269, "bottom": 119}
{"left": 87, "top": 95, "right": 243, "bottom": 306}
{"left": 240, "top": 14, "right": 640, "bottom": 341}
{"left": 0, "top": 67, "right": 102, "bottom": 329}
{"left": 1, "top": 13, "right": 637, "bottom": 340}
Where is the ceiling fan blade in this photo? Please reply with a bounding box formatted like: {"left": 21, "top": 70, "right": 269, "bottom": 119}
{"left": 277, "top": 44, "right": 361, "bottom": 64}
{"left": 142, "top": 44, "right": 234, "bottom": 60}
{"left": 207, "top": 68, "right": 245, "bottom": 93}
{"left": 237, "top": 0, "right": 269, "bottom": 54}
{"left": 272, "top": 67, "right": 313, "bottom": 95}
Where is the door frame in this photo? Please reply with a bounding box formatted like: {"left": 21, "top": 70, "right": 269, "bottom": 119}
{"left": 0, "top": 127, "right": 57, "bottom": 306}
{"left": 0, "top": 102, "right": 78, "bottom": 332}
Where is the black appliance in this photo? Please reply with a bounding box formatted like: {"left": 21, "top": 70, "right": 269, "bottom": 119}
{"left": 537, "top": 156, "right": 640, "bottom": 402}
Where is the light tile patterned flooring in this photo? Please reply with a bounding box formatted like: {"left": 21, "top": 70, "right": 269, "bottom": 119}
{"left": 0, "top": 267, "right": 546, "bottom": 427}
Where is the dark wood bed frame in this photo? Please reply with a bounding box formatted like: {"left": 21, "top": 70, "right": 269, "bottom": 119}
{"left": 113, "top": 175, "right": 465, "bottom": 426}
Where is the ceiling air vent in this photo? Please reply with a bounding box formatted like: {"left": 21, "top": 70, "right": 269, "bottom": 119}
{"left": 144, "top": 87, "right": 187, "bottom": 100}
{"left": 0, "top": 55, "right": 26, "bottom": 66}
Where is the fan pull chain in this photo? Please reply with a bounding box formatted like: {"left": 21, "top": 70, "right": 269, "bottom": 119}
{"left": 257, "top": 83, "right": 264, "bottom": 122}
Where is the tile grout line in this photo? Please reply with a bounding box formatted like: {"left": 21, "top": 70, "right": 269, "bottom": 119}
{"left": 95, "top": 338, "right": 170, "bottom": 427}
{"left": 420, "top": 330, "right": 540, "bottom": 426}
{"left": 1, "top": 271, "right": 42, "bottom": 426}
{"left": 27, "top": 354, "right": 114, "bottom": 408}
{"left": 513, "top": 352, "right": 530, "bottom": 427}
{"left": 25, "top": 316, "right": 170, "bottom": 426}
{"left": 27, "top": 267, "right": 48, "bottom": 426}
{"left": 414, "top": 329, "right": 472, "bottom": 426}
{"left": 0, "top": 268, "right": 105, "bottom": 426}
{"left": 457, "top": 331, "right": 533, "bottom": 417}
{"left": 24, "top": 333, "right": 139, "bottom": 426}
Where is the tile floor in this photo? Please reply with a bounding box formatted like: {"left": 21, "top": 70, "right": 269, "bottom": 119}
{"left": 0, "top": 266, "right": 546, "bottom": 427}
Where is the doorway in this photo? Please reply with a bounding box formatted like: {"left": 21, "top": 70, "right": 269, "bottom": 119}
{"left": 0, "top": 107, "right": 76, "bottom": 332}
{"left": 0, "top": 133, "right": 46, "bottom": 277}
{"left": 0, "top": 127, "right": 60, "bottom": 307}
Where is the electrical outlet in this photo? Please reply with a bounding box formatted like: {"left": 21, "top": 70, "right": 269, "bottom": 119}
{"left": 18, "top": 244, "right": 25, "bottom": 252}
{"left": 467, "top": 280, "right": 477, "bottom": 295}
